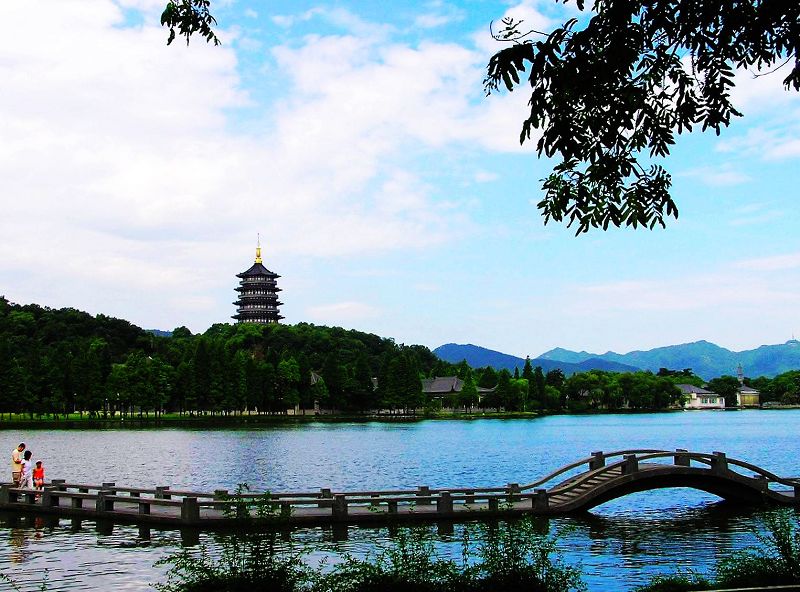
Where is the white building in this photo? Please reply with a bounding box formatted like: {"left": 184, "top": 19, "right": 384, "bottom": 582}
{"left": 678, "top": 384, "right": 725, "bottom": 409}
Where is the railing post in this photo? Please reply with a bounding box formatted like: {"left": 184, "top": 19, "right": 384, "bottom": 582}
{"left": 533, "top": 488, "right": 549, "bottom": 512}
{"left": 388, "top": 500, "right": 398, "bottom": 514}
{"left": 417, "top": 486, "right": 432, "bottom": 505}
{"left": 370, "top": 494, "right": 380, "bottom": 508}
{"left": 674, "top": 449, "right": 690, "bottom": 467}
{"left": 318, "top": 488, "right": 332, "bottom": 508}
{"left": 102, "top": 482, "right": 116, "bottom": 494}
{"left": 332, "top": 495, "right": 348, "bottom": 518}
{"left": 51, "top": 479, "right": 66, "bottom": 490}
{"left": 41, "top": 486, "right": 59, "bottom": 508}
{"left": 0, "top": 484, "right": 10, "bottom": 504}
{"left": 437, "top": 491, "right": 453, "bottom": 515}
{"left": 488, "top": 497, "right": 499, "bottom": 512}
{"left": 622, "top": 454, "right": 639, "bottom": 475}
{"left": 280, "top": 501, "right": 291, "bottom": 518}
{"left": 506, "top": 483, "right": 520, "bottom": 503}
{"left": 181, "top": 497, "right": 200, "bottom": 524}
{"left": 96, "top": 489, "right": 114, "bottom": 512}
{"left": 72, "top": 495, "right": 83, "bottom": 509}
{"left": 138, "top": 499, "right": 150, "bottom": 515}
{"left": 589, "top": 451, "right": 605, "bottom": 471}
{"left": 464, "top": 490, "right": 475, "bottom": 505}
{"left": 755, "top": 475, "right": 769, "bottom": 492}
{"left": 155, "top": 486, "right": 171, "bottom": 500}
{"left": 214, "top": 489, "right": 229, "bottom": 500}
{"left": 711, "top": 451, "right": 728, "bottom": 474}
{"left": 794, "top": 483, "right": 800, "bottom": 499}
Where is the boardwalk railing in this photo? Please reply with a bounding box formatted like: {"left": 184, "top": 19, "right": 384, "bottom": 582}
{"left": 1, "top": 449, "right": 798, "bottom": 528}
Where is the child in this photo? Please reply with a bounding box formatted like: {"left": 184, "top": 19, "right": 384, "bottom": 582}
{"left": 33, "top": 461, "right": 45, "bottom": 489}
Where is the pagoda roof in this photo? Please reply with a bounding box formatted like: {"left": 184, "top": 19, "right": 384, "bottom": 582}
{"left": 237, "top": 262, "right": 281, "bottom": 278}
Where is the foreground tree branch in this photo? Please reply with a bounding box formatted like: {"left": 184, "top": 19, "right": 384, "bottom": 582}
{"left": 485, "top": 2, "right": 800, "bottom": 234}
{"left": 161, "top": 0, "right": 220, "bottom": 46}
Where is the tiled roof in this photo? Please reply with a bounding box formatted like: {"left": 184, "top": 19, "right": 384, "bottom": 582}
{"left": 237, "top": 262, "right": 280, "bottom": 278}
{"left": 422, "top": 376, "right": 464, "bottom": 394}
{"left": 677, "top": 384, "right": 716, "bottom": 395}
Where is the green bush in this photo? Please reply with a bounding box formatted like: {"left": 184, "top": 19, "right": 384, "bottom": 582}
{"left": 633, "top": 573, "right": 712, "bottom": 592}
{"left": 638, "top": 509, "right": 800, "bottom": 591}
{"left": 156, "top": 519, "right": 585, "bottom": 592}
{"left": 716, "top": 510, "right": 800, "bottom": 588}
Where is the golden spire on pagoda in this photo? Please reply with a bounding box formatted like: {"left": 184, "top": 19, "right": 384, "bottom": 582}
{"left": 255, "top": 233, "right": 262, "bottom": 264}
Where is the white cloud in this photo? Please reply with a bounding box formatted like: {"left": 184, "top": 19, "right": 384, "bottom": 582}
{"left": 1, "top": 0, "right": 535, "bottom": 331}
{"left": 734, "top": 253, "right": 800, "bottom": 272}
{"left": 678, "top": 165, "right": 752, "bottom": 187}
{"left": 576, "top": 275, "right": 795, "bottom": 313}
{"left": 306, "top": 301, "right": 382, "bottom": 322}
{"left": 474, "top": 170, "right": 498, "bottom": 183}
{"left": 730, "top": 65, "right": 800, "bottom": 113}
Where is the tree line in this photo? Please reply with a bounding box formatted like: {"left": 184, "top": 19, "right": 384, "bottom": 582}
{"left": 1, "top": 297, "right": 797, "bottom": 418}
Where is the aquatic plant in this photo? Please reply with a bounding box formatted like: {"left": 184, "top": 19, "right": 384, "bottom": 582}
{"left": 155, "top": 518, "right": 585, "bottom": 592}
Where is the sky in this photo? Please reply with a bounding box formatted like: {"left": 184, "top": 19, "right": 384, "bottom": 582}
{"left": 1, "top": 0, "right": 799, "bottom": 359}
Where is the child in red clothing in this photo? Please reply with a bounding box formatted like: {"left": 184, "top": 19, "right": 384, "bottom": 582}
{"left": 33, "top": 461, "right": 45, "bottom": 489}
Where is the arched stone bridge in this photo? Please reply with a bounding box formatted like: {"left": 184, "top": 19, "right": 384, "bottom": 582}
{"left": 516, "top": 449, "right": 800, "bottom": 514}
{"left": 1, "top": 449, "right": 798, "bottom": 528}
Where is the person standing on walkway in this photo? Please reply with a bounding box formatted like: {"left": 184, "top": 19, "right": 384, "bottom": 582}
{"left": 11, "top": 443, "right": 25, "bottom": 485}
{"left": 19, "top": 451, "right": 34, "bottom": 489}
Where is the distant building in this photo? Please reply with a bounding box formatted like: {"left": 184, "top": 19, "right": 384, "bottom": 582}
{"left": 233, "top": 240, "right": 284, "bottom": 324}
{"left": 422, "top": 376, "right": 464, "bottom": 397}
{"left": 421, "top": 376, "right": 494, "bottom": 403}
{"left": 736, "top": 363, "right": 760, "bottom": 407}
{"left": 678, "top": 384, "right": 725, "bottom": 409}
{"left": 737, "top": 384, "right": 760, "bottom": 407}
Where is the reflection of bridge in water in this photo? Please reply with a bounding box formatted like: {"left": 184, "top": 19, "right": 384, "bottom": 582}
{"left": 1, "top": 449, "right": 798, "bottom": 529}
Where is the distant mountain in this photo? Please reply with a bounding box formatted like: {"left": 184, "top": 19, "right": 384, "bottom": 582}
{"left": 538, "top": 339, "right": 800, "bottom": 379}
{"left": 146, "top": 329, "right": 173, "bottom": 337}
{"left": 433, "top": 343, "right": 641, "bottom": 376}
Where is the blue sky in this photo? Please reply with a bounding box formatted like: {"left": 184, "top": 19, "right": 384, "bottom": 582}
{"left": 1, "top": 0, "right": 798, "bottom": 359}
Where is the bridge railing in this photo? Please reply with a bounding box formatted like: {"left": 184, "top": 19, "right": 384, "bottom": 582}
{"left": 530, "top": 449, "right": 800, "bottom": 504}
{"left": 2, "top": 449, "right": 797, "bottom": 525}
{"left": 633, "top": 450, "right": 800, "bottom": 491}
{"left": 518, "top": 449, "right": 667, "bottom": 492}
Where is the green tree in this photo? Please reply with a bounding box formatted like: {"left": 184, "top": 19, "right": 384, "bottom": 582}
{"left": 545, "top": 369, "right": 565, "bottom": 391}
{"left": 348, "top": 352, "right": 375, "bottom": 412}
{"left": 485, "top": 3, "right": 799, "bottom": 233}
{"left": 459, "top": 374, "right": 479, "bottom": 410}
{"left": 478, "top": 366, "right": 498, "bottom": 389}
{"left": 487, "top": 369, "right": 512, "bottom": 410}
{"left": 277, "top": 356, "right": 301, "bottom": 411}
{"left": 707, "top": 375, "right": 742, "bottom": 408}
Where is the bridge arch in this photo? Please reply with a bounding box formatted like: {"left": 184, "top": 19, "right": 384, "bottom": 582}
{"left": 522, "top": 449, "right": 800, "bottom": 514}
{"left": 565, "top": 471, "right": 767, "bottom": 512}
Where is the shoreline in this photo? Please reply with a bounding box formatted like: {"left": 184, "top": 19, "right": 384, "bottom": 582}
{"left": 1, "top": 406, "right": 792, "bottom": 430}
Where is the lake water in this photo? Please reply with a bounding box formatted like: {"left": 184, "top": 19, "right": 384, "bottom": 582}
{"left": 1, "top": 410, "right": 799, "bottom": 591}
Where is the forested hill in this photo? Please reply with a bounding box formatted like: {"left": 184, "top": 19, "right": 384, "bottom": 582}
{"left": 0, "top": 297, "right": 451, "bottom": 416}
{"left": 539, "top": 340, "right": 800, "bottom": 379}
{"left": 433, "top": 344, "right": 640, "bottom": 375}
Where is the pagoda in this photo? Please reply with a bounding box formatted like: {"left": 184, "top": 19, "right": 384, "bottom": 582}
{"left": 233, "top": 239, "right": 284, "bottom": 324}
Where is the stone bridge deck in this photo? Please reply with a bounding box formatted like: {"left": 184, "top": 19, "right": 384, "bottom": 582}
{"left": 1, "top": 449, "right": 797, "bottom": 530}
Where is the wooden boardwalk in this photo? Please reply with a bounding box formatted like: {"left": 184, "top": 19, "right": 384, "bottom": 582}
{"left": 1, "top": 449, "right": 798, "bottom": 530}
